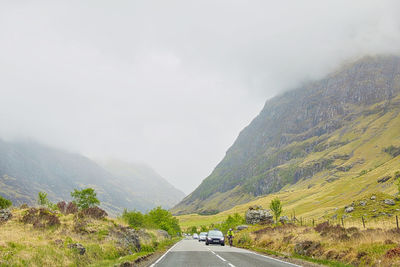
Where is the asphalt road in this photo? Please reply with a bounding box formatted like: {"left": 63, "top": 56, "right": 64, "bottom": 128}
{"left": 150, "top": 238, "right": 302, "bottom": 267}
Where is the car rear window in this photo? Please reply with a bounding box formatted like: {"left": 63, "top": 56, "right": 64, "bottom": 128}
{"left": 208, "top": 231, "right": 223, "bottom": 237}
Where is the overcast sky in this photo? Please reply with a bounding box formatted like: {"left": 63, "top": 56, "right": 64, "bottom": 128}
{"left": 0, "top": 1, "right": 400, "bottom": 194}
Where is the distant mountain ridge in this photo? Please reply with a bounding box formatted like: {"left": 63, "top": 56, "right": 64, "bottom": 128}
{"left": 172, "top": 55, "right": 400, "bottom": 215}
{"left": 0, "top": 140, "right": 185, "bottom": 214}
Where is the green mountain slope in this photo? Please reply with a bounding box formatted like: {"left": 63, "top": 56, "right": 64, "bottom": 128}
{"left": 0, "top": 141, "right": 184, "bottom": 214}
{"left": 172, "top": 55, "right": 400, "bottom": 215}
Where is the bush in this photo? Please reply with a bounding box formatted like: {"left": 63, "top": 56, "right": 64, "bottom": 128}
{"left": 80, "top": 206, "right": 107, "bottom": 219}
{"left": 20, "top": 208, "right": 60, "bottom": 228}
{"left": 66, "top": 202, "right": 78, "bottom": 214}
{"left": 0, "top": 195, "right": 12, "bottom": 209}
{"left": 122, "top": 209, "right": 144, "bottom": 228}
{"left": 122, "top": 206, "right": 181, "bottom": 236}
{"left": 71, "top": 188, "right": 100, "bottom": 210}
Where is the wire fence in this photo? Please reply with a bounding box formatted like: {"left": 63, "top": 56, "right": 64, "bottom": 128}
{"left": 288, "top": 214, "right": 400, "bottom": 230}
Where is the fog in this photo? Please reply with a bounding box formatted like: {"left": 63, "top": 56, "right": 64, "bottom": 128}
{"left": 0, "top": 1, "right": 399, "bottom": 193}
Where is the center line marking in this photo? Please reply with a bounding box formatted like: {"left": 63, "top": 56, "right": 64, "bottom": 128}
{"left": 208, "top": 248, "right": 236, "bottom": 267}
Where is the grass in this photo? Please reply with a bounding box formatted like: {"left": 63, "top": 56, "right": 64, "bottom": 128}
{"left": 230, "top": 222, "right": 400, "bottom": 266}
{"left": 0, "top": 208, "right": 179, "bottom": 266}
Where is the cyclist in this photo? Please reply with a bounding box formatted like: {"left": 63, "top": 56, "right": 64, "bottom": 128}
{"left": 227, "top": 228, "right": 234, "bottom": 247}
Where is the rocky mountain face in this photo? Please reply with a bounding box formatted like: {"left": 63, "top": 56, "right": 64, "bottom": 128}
{"left": 0, "top": 141, "right": 185, "bottom": 214}
{"left": 172, "top": 55, "right": 400, "bottom": 215}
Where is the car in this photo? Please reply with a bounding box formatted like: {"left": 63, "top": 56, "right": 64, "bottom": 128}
{"left": 192, "top": 233, "right": 199, "bottom": 239}
{"left": 205, "top": 230, "right": 225, "bottom": 246}
{"left": 198, "top": 232, "right": 207, "bottom": 242}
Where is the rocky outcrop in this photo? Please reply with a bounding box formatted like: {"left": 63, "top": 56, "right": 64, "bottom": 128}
{"left": 279, "top": 216, "right": 290, "bottom": 224}
{"left": 384, "top": 199, "right": 395, "bottom": 206}
{"left": 345, "top": 207, "right": 354, "bottom": 213}
{"left": 0, "top": 209, "right": 12, "bottom": 222}
{"left": 111, "top": 226, "right": 141, "bottom": 252}
{"left": 245, "top": 206, "right": 274, "bottom": 224}
{"left": 236, "top": 225, "right": 249, "bottom": 231}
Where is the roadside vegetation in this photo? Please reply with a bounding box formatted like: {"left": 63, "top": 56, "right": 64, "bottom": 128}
{"left": 0, "top": 189, "right": 181, "bottom": 266}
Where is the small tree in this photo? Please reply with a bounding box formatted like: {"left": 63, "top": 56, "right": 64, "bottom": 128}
{"left": 38, "top": 192, "right": 49, "bottom": 206}
{"left": 71, "top": 188, "right": 100, "bottom": 210}
{"left": 270, "top": 198, "right": 283, "bottom": 224}
{"left": 0, "top": 195, "right": 12, "bottom": 209}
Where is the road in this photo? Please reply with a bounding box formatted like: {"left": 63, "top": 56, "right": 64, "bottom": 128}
{"left": 150, "top": 238, "right": 301, "bottom": 267}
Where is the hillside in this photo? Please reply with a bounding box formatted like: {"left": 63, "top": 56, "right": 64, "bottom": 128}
{"left": 0, "top": 141, "right": 184, "bottom": 214}
{"left": 97, "top": 160, "right": 185, "bottom": 209}
{"left": 172, "top": 55, "right": 400, "bottom": 215}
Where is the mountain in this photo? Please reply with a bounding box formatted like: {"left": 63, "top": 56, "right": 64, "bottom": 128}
{"left": 96, "top": 159, "right": 185, "bottom": 209}
{"left": 0, "top": 140, "right": 185, "bottom": 214}
{"left": 172, "top": 55, "right": 400, "bottom": 215}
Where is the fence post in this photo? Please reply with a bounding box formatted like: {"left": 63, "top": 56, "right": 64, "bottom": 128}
{"left": 341, "top": 217, "right": 344, "bottom": 227}
{"left": 396, "top": 215, "right": 399, "bottom": 230}
{"left": 312, "top": 219, "right": 315, "bottom": 227}
{"left": 362, "top": 216, "right": 365, "bottom": 229}
{"left": 300, "top": 217, "right": 303, "bottom": 226}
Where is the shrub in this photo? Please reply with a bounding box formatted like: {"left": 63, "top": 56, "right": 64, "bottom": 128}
{"left": 122, "top": 206, "right": 181, "bottom": 236}
{"left": 57, "top": 201, "right": 67, "bottom": 214}
{"left": 0, "top": 195, "right": 12, "bottom": 209}
{"left": 122, "top": 209, "right": 144, "bottom": 228}
{"left": 71, "top": 188, "right": 100, "bottom": 210}
{"left": 66, "top": 202, "right": 78, "bottom": 214}
{"left": 80, "top": 206, "right": 107, "bottom": 219}
{"left": 20, "top": 208, "right": 60, "bottom": 228}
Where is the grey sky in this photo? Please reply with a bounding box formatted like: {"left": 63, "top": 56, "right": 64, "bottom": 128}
{"left": 0, "top": 1, "right": 399, "bottom": 193}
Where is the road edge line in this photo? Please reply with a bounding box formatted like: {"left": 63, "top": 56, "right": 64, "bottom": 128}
{"left": 149, "top": 240, "right": 181, "bottom": 267}
{"left": 249, "top": 251, "right": 302, "bottom": 267}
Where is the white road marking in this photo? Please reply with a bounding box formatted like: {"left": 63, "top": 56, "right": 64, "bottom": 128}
{"left": 249, "top": 251, "right": 302, "bottom": 267}
{"left": 208, "top": 248, "right": 236, "bottom": 267}
{"left": 150, "top": 241, "right": 180, "bottom": 267}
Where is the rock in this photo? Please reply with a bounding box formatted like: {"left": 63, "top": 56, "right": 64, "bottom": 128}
{"left": 68, "top": 243, "right": 86, "bottom": 255}
{"left": 245, "top": 207, "right": 274, "bottom": 224}
{"left": 371, "top": 196, "right": 376, "bottom": 200}
{"left": 157, "top": 229, "right": 171, "bottom": 239}
{"left": 384, "top": 199, "right": 395, "bottom": 206}
{"left": 359, "top": 201, "right": 367, "bottom": 206}
{"left": 236, "top": 225, "right": 249, "bottom": 231}
{"left": 111, "top": 226, "right": 141, "bottom": 252}
{"left": 342, "top": 215, "right": 349, "bottom": 219}
{"left": 345, "top": 207, "right": 354, "bottom": 213}
{"left": 0, "top": 209, "right": 12, "bottom": 222}
{"left": 279, "top": 216, "right": 290, "bottom": 224}
{"left": 331, "top": 214, "right": 337, "bottom": 220}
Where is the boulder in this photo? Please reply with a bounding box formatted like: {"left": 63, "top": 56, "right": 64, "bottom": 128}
{"left": 111, "top": 226, "right": 141, "bottom": 252}
{"left": 157, "top": 229, "right": 171, "bottom": 239}
{"left": 359, "top": 201, "right": 367, "bottom": 206}
{"left": 384, "top": 199, "right": 395, "bottom": 206}
{"left": 0, "top": 209, "right": 12, "bottom": 222}
{"left": 345, "top": 207, "right": 354, "bottom": 213}
{"left": 279, "top": 216, "right": 290, "bottom": 224}
{"left": 371, "top": 196, "right": 376, "bottom": 200}
{"left": 245, "top": 207, "right": 274, "bottom": 224}
{"left": 236, "top": 225, "right": 249, "bottom": 231}
{"left": 68, "top": 243, "right": 86, "bottom": 255}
